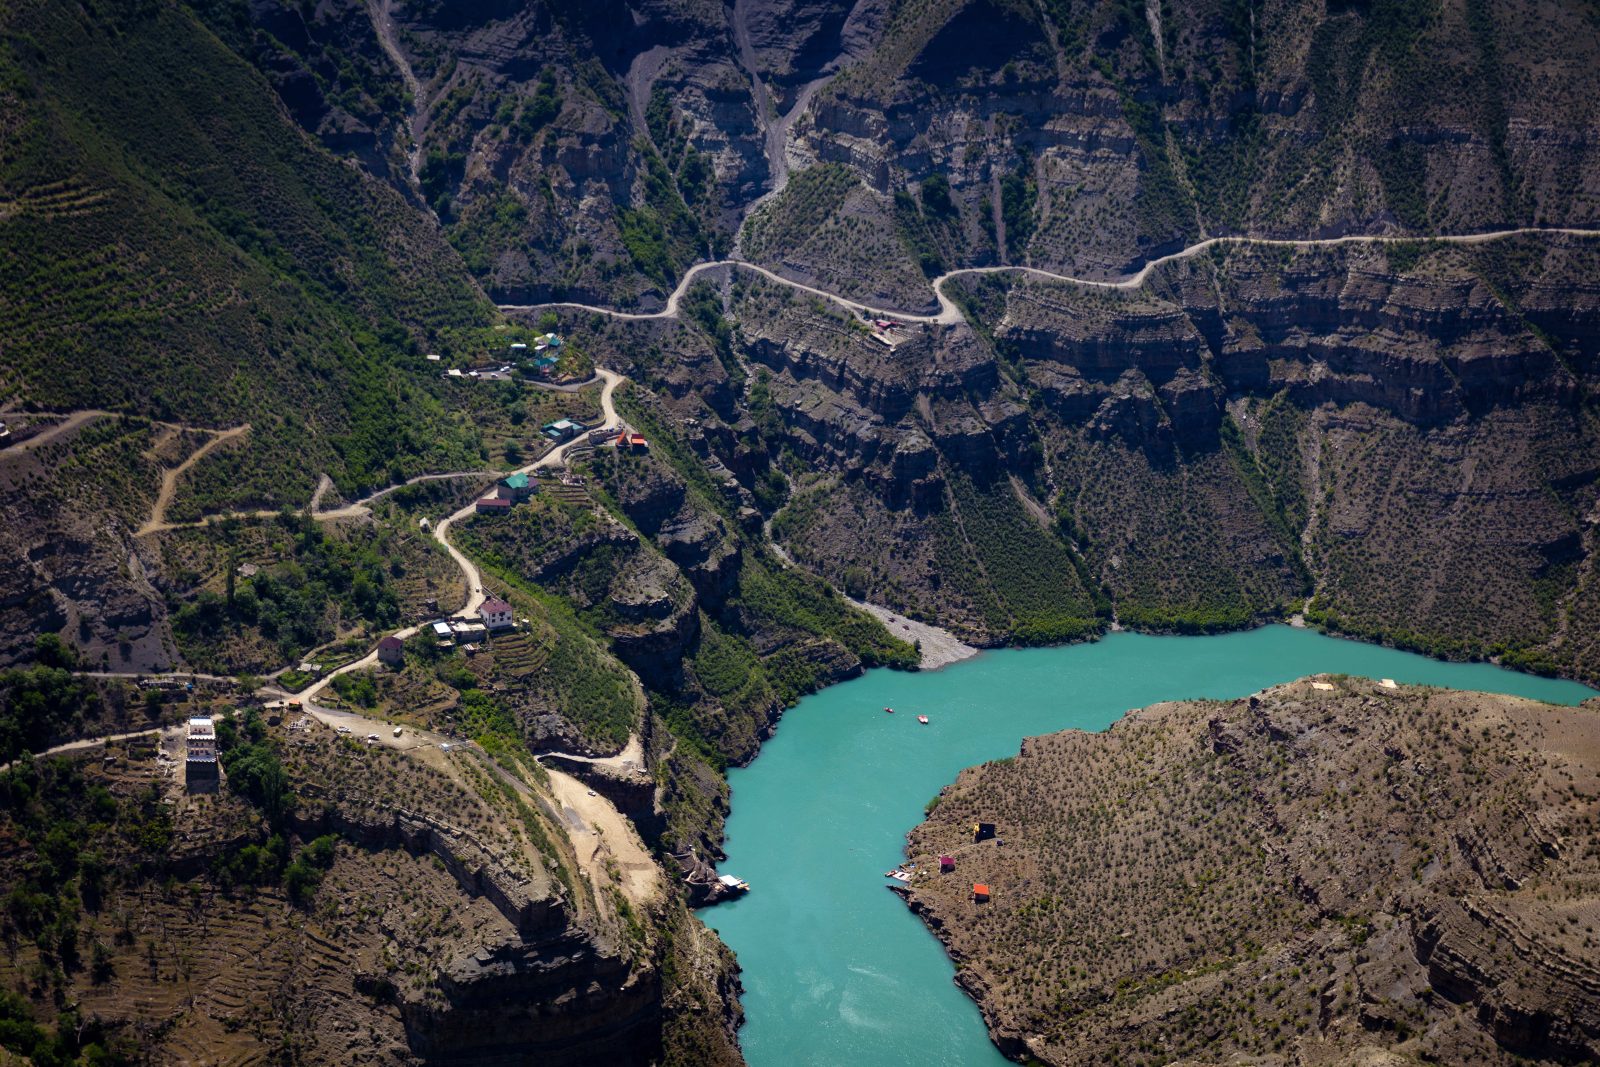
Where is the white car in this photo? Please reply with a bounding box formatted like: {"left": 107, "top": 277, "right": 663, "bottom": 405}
{"left": 336, "top": 726, "right": 352, "bottom": 734}
{"left": 365, "top": 733, "right": 380, "bottom": 742}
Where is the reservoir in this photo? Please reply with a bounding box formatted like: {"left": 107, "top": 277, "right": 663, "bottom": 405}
{"left": 705, "top": 625, "right": 1597, "bottom": 1066}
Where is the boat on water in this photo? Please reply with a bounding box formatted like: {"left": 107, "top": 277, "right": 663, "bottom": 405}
{"left": 884, "top": 706, "right": 894, "bottom": 713}
{"left": 917, "top": 715, "right": 929, "bottom": 724}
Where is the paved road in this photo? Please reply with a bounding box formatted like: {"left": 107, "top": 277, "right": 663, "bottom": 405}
{"left": 499, "top": 226, "right": 1600, "bottom": 327}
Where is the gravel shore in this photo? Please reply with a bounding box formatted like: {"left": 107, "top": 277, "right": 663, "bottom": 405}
{"left": 850, "top": 599, "right": 979, "bottom": 670}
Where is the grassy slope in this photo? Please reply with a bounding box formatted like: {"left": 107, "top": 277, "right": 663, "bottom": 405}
{"left": 0, "top": 0, "right": 494, "bottom": 507}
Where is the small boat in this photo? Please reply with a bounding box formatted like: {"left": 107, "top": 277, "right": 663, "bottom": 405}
{"left": 917, "top": 715, "right": 929, "bottom": 725}
{"left": 884, "top": 706, "right": 894, "bottom": 713}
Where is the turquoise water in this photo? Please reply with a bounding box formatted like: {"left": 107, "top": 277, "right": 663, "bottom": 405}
{"left": 705, "top": 625, "right": 1596, "bottom": 1067}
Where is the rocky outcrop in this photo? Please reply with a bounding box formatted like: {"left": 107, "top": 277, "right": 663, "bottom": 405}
{"left": 411, "top": 931, "right": 661, "bottom": 1066}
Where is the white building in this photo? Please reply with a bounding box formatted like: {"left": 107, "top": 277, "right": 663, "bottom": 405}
{"left": 186, "top": 717, "right": 217, "bottom": 764}
{"left": 479, "top": 597, "right": 515, "bottom": 631}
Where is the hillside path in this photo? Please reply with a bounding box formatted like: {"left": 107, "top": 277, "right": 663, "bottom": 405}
{"left": 137, "top": 424, "right": 250, "bottom": 536}
{"left": 499, "top": 226, "right": 1600, "bottom": 327}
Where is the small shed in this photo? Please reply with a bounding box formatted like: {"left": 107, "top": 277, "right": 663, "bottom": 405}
{"left": 972, "top": 884, "right": 990, "bottom": 903}
{"left": 377, "top": 634, "right": 405, "bottom": 667}
{"left": 973, "top": 822, "right": 996, "bottom": 843}
{"left": 939, "top": 855, "right": 955, "bottom": 873}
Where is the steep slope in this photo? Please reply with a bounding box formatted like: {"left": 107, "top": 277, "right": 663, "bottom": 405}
{"left": 903, "top": 678, "right": 1600, "bottom": 1066}
{"left": 0, "top": 708, "right": 743, "bottom": 1065}
{"left": 0, "top": 0, "right": 494, "bottom": 497}
{"left": 802, "top": 0, "right": 1600, "bottom": 279}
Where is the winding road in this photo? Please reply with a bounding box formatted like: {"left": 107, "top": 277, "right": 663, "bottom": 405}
{"left": 498, "top": 226, "right": 1600, "bottom": 327}
{"left": 285, "top": 368, "right": 622, "bottom": 708}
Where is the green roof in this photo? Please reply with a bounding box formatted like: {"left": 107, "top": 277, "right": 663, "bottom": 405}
{"left": 503, "top": 473, "right": 530, "bottom": 489}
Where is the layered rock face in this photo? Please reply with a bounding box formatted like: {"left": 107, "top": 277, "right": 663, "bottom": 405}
{"left": 798, "top": 0, "right": 1600, "bottom": 278}
{"left": 660, "top": 236, "right": 1599, "bottom": 679}
{"left": 902, "top": 679, "right": 1600, "bottom": 1066}
{"left": 206, "top": 0, "right": 1600, "bottom": 307}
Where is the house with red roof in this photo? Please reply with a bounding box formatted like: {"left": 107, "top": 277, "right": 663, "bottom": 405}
{"left": 377, "top": 634, "right": 405, "bottom": 667}
{"left": 478, "top": 597, "right": 515, "bottom": 631}
{"left": 475, "top": 495, "right": 511, "bottom": 515}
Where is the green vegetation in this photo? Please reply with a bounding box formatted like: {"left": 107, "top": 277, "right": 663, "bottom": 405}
{"left": 619, "top": 138, "right": 709, "bottom": 290}
{"left": 515, "top": 74, "right": 563, "bottom": 142}
{"left": 170, "top": 513, "right": 403, "bottom": 672}
{"left": 999, "top": 154, "right": 1037, "bottom": 257}
{"left": 0, "top": 0, "right": 496, "bottom": 502}
{"left": 944, "top": 472, "right": 1100, "bottom": 644}
{"left": 742, "top": 164, "right": 933, "bottom": 308}
{"left": 0, "top": 753, "right": 173, "bottom": 1059}
{"left": 0, "top": 642, "right": 99, "bottom": 763}
{"left": 734, "top": 558, "right": 919, "bottom": 673}
{"left": 743, "top": 164, "right": 858, "bottom": 258}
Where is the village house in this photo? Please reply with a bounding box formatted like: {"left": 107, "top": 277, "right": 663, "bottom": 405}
{"left": 541, "top": 418, "right": 583, "bottom": 442}
{"left": 186, "top": 716, "right": 218, "bottom": 790}
{"left": 377, "top": 634, "right": 405, "bottom": 667}
{"left": 499, "top": 471, "right": 537, "bottom": 502}
{"left": 187, "top": 717, "right": 217, "bottom": 763}
{"left": 614, "top": 432, "right": 649, "bottom": 453}
{"left": 479, "top": 597, "right": 515, "bottom": 631}
{"left": 475, "top": 495, "right": 511, "bottom": 515}
{"left": 450, "top": 618, "right": 487, "bottom": 642}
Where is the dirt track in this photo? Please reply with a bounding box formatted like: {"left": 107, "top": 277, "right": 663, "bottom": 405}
{"left": 499, "top": 226, "right": 1600, "bottom": 327}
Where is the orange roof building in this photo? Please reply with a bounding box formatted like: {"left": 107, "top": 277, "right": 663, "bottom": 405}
{"left": 972, "top": 884, "right": 990, "bottom": 902}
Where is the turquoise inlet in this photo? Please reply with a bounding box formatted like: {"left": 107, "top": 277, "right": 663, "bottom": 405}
{"left": 705, "top": 625, "right": 1597, "bottom": 1067}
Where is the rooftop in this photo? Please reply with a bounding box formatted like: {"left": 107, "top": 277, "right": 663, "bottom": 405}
{"left": 480, "top": 597, "right": 513, "bottom": 615}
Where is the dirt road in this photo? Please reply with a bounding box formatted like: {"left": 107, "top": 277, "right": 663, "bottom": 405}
{"left": 545, "top": 764, "right": 661, "bottom": 908}
{"left": 499, "top": 226, "right": 1600, "bottom": 327}
{"left": 137, "top": 424, "right": 250, "bottom": 536}
{"left": 429, "top": 367, "right": 622, "bottom": 616}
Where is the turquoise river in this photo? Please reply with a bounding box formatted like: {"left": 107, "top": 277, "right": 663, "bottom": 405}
{"left": 704, "top": 625, "right": 1597, "bottom": 1066}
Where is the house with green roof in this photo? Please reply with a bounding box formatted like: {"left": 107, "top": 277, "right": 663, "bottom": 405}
{"left": 499, "top": 471, "right": 537, "bottom": 502}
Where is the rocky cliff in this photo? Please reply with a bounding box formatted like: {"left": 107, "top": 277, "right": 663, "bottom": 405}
{"left": 201, "top": 0, "right": 1600, "bottom": 305}
{"left": 901, "top": 678, "right": 1600, "bottom": 1066}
